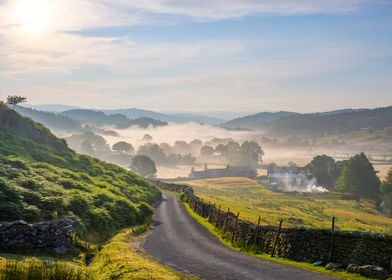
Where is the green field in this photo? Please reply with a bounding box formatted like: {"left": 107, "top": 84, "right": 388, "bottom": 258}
{"left": 179, "top": 177, "right": 392, "bottom": 233}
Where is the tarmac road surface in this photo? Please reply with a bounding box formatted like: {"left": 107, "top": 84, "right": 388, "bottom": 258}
{"left": 143, "top": 193, "right": 338, "bottom": 280}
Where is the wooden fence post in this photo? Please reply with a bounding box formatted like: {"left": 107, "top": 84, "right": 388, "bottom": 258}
{"left": 208, "top": 203, "right": 215, "bottom": 219}
{"left": 254, "top": 216, "right": 261, "bottom": 245}
{"left": 215, "top": 205, "right": 221, "bottom": 228}
{"left": 223, "top": 208, "right": 230, "bottom": 233}
{"left": 231, "top": 212, "right": 240, "bottom": 243}
{"left": 271, "top": 219, "right": 283, "bottom": 257}
{"left": 328, "top": 216, "right": 336, "bottom": 262}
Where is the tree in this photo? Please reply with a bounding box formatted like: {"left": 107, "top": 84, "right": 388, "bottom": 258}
{"left": 137, "top": 143, "right": 166, "bottom": 164}
{"left": 216, "top": 141, "right": 241, "bottom": 164}
{"left": 112, "top": 141, "right": 134, "bottom": 154}
{"left": 130, "top": 155, "right": 157, "bottom": 178}
{"left": 142, "top": 134, "right": 153, "bottom": 141}
{"left": 7, "top": 95, "right": 27, "bottom": 109}
{"left": 82, "top": 131, "right": 110, "bottom": 152}
{"left": 306, "top": 155, "right": 340, "bottom": 187}
{"left": 336, "top": 153, "right": 380, "bottom": 199}
{"left": 80, "top": 140, "right": 94, "bottom": 154}
{"left": 239, "top": 141, "right": 264, "bottom": 167}
{"left": 381, "top": 168, "right": 392, "bottom": 215}
{"left": 200, "top": 145, "right": 214, "bottom": 157}
{"left": 174, "top": 141, "right": 191, "bottom": 155}
{"left": 189, "top": 139, "right": 203, "bottom": 155}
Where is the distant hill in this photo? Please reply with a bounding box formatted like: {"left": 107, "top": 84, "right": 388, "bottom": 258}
{"left": 221, "top": 111, "right": 300, "bottom": 130}
{"left": 169, "top": 113, "right": 226, "bottom": 125}
{"left": 265, "top": 107, "right": 392, "bottom": 137}
{"left": 102, "top": 108, "right": 223, "bottom": 124}
{"left": 22, "top": 104, "right": 228, "bottom": 125}
{"left": 0, "top": 102, "right": 160, "bottom": 241}
{"left": 23, "top": 104, "right": 80, "bottom": 112}
{"left": 222, "top": 106, "right": 392, "bottom": 137}
{"left": 62, "top": 109, "right": 167, "bottom": 128}
{"left": 15, "top": 105, "right": 82, "bottom": 132}
{"left": 101, "top": 108, "right": 190, "bottom": 123}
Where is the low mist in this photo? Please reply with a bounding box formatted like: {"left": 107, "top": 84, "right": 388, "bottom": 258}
{"left": 104, "top": 122, "right": 259, "bottom": 149}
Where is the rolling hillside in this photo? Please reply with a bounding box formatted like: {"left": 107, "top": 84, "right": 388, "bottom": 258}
{"left": 15, "top": 106, "right": 81, "bottom": 132}
{"left": 61, "top": 109, "right": 167, "bottom": 128}
{"left": 0, "top": 102, "right": 161, "bottom": 241}
{"left": 222, "top": 106, "right": 392, "bottom": 137}
{"left": 221, "top": 111, "right": 299, "bottom": 130}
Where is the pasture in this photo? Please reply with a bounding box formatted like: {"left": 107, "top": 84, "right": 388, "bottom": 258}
{"left": 179, "top": 177, "right": 392, "bottom": 233}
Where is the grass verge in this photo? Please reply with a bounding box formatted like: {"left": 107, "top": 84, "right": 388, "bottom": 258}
{"left": 183, "top": 202, "right": 368, "bottom": 280}
{"left": 0, "top": 257, "right": 89, "bottom": 280}
{"left": 89, "top": 224, "right": 197, "bottom": 279}
{"left": 1, "top": 223, "right": 196, "bottom": 280}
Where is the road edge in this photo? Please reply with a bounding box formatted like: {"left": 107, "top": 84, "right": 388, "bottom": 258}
{"left": 177, "top": 194, "right": 367, "bottom": 280}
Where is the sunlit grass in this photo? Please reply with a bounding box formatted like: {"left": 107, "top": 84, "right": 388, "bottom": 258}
{"left": 89, "top": 225, "right": 196, "bottom": 280}
{"left": 179, "top": 177, "right": 392, "bottom": 233}
{"left": 0, "top": 258, "right": 89, "bottom": 280}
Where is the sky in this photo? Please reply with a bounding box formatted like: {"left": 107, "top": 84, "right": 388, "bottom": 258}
{"left": 0, "top": 0, "right": 391, "bottom": 115}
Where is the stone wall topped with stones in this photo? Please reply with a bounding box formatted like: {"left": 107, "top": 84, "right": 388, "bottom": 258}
{"left": 0, "top": 218, "right": 75, "bottom": 254}
{"left": 156, "top": 180, "right": 392, "bottom": 270}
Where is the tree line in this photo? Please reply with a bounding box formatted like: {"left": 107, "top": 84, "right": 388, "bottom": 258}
{"left": 306, "top": 153, "right": 392, "bottom": 215}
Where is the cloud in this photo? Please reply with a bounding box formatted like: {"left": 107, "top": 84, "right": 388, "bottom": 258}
{"left": 110, "top": 0, "right": 382, "bottom": 20}
{"left": 0, "top": 0, "right": 390, "bottom": 111}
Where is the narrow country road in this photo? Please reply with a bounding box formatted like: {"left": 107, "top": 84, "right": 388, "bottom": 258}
{"left": 143, "top": 193, "right": 338, "bottom": 280}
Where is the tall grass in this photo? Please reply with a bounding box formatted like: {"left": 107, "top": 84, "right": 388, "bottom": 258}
{"left": 0, "top": 258, "right": 90, "bottom": 280}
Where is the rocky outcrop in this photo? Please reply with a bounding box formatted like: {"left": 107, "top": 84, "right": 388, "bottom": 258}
{"left": 0, "top": 218, "right": 75, "bottom": 254}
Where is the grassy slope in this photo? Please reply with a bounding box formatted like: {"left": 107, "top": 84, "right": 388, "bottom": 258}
{"left": 0, "top": 102, "right": 161, "bottom": 241}
{"left": 179, "top": 177, "right": 392, "bottom": 233}
{"left": 0, "top": 103, "right": 191, "bottom": 278}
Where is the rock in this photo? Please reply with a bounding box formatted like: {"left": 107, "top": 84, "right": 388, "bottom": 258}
{"left": 358, "top": 265, "right": 389, "bottom": 280}
{"left": 313, "top": 261, "right": 324, "bottom": 266}
{"left": 325, "top": 263, "right": 343, "bottom": 270}
{"left": 44, "top": 260, "right": 54, "bottom": 268}
{"left": 53, "top": 245, "right": 69, "bottom": 255}
{"left": 1, "top": 222, "right": 13, "bottom": 229}
{"left": 347, "top": 264, "right": 360, "bottom": 274}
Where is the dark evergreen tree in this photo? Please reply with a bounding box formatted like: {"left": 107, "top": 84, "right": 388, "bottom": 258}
{"left": 336, "top": 153, "right": 380, "bottom": 198}
{"left": 381, "top": 168, "right": 392, "bottom": 214}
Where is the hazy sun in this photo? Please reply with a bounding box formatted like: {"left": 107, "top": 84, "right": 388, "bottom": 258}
{"left": 11, "top": 0, "right": 54, "bottom": 34}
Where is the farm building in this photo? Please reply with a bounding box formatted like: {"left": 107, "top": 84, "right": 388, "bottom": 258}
{"left": 189, "top": 164, "right": 257, "bottom": 179}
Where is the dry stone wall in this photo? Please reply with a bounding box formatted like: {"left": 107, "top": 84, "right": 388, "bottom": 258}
{"left": 155, "top": 180, "right": 392, "bottom": 270}
{"left": 0, "top": 218, "right": 75, "bottom": 254}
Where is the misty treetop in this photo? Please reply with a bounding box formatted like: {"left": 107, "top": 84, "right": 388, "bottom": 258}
{"left": 200, "top": 141, "right": 263, "bottom": 167}
{"left": 130, "top": 155, "right": 157, "bottom": 178}
{"left": 137, "top": 143, "right": 196, "bottom": 166}
{"left": 112, "top": 141, "right": 135, "bottom": 154}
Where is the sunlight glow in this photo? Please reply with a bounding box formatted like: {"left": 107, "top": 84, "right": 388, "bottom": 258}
{"left": 11, "top": 0, "right": 54, "bottom": 34}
